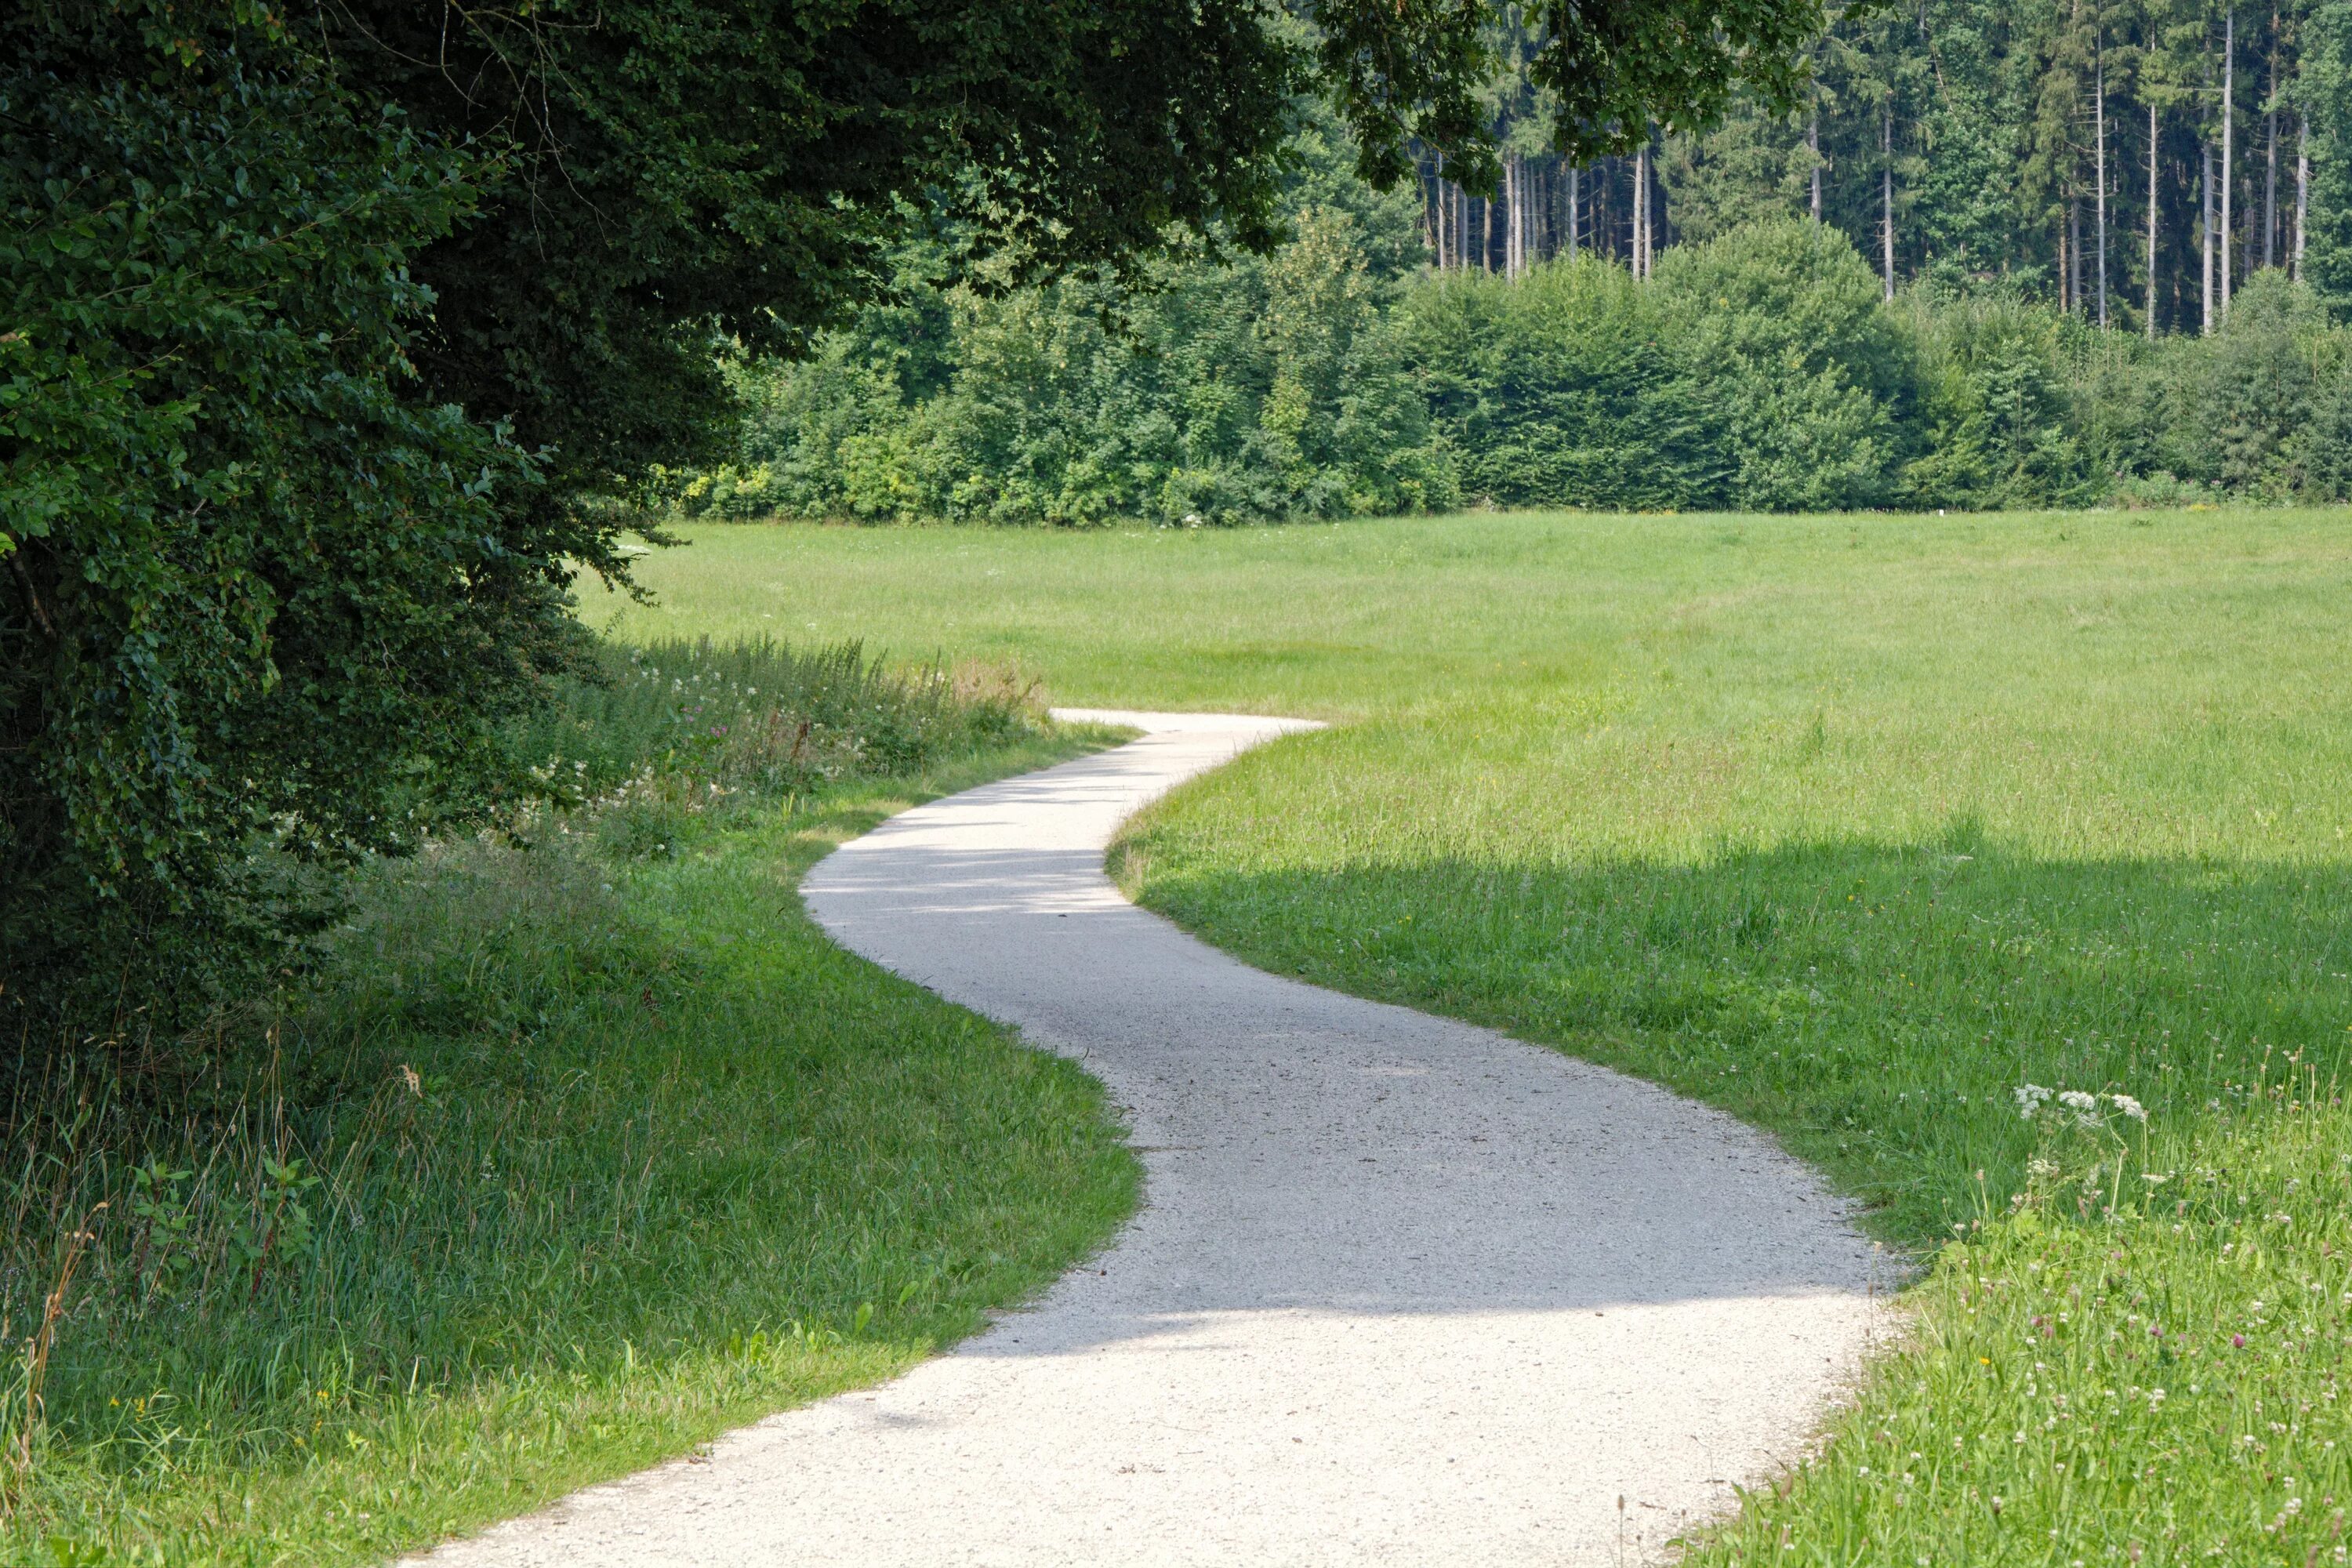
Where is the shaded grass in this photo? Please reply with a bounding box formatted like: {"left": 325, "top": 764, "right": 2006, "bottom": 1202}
{"left": 0, "top": 648, "right": 1132, "bottom": 1566}
{"left": 613, "top": 510, "right": 2352, "bottom": 1561}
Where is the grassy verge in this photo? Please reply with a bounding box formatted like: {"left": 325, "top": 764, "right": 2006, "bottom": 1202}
{"left": 1685, "top": 1076, "right": 2352, "bottom": 1566}
{"left": 611, "top": 510, "right": 2352, "bottom": 1563}
{"left": 0, "top": 642, "right": 1134, "bottom": 1566}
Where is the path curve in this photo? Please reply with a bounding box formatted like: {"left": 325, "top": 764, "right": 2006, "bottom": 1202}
{"left": 419, "top": 712, "right": 1885, "bottom": 1567}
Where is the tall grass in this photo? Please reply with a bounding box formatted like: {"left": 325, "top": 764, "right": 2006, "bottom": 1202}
{"left": 0, "top": 639, "right": 1130, "bottom": 1564}
{"left": 508, "top": 636, "right": 1040, "bottom": 800}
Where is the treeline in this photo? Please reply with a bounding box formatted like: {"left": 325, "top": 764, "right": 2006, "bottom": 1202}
{"left": 677, "top": 212, "right": 2352, "bottom": 524}
{"left": 1421, "top": 0, "right": 2352, "bottom": 332}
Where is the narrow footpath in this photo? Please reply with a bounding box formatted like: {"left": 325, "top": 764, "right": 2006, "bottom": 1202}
{"left": 418, "top": 711, "right": 1884, "bottom": 1566}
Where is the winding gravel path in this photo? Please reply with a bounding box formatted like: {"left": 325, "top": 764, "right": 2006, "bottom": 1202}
{"left": 417, "top": 711, "right": 1885, "bottom": 1567}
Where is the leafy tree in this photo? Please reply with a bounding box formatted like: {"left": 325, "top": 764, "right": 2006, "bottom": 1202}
{"left": 3, "top": 9, "right": 550, "bottom": 1035}
{"left": 0, "top": 0, "right": 1839, "bottom": 1047}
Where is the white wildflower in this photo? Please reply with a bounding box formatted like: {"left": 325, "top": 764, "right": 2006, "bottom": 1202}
{"left": 2109, "top": 1094, "right": 2147, "bottom": 1121}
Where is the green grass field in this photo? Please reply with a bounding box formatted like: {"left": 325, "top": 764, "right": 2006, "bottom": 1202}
{"left": 614, "top": 509, "right": 2352, "bottom": 1564}
{"left": 0, "top": 655, "right": 1133, "bottom": 1566}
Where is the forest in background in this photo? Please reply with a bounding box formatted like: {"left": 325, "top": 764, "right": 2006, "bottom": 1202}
{"left": 1430, "top": 0, "right": 2350, "bottom": 327}
{"left": 680, "top": 1, "right": 2352, "bottom": 524}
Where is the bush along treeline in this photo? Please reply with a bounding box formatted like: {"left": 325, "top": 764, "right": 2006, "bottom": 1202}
{"left": 671, "top": 212, "right": 2352, "bottom": 524}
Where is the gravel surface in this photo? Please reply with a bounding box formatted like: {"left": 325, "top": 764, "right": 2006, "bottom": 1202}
{"left": 413, "top": 711, "right": 1886, "bottom": 1566}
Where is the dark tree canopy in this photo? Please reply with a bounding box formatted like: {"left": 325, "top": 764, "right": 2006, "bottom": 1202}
{"left": 1317, "top": 0, "right": 1826, "bottom": 191}
{"left": 0, "top": 0, "right": 1824, "bottom": 1046}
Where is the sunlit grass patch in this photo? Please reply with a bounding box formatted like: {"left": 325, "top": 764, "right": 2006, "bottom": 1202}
{"left": 1688, "top": 1071, "right": 2352, "bottom": 1566}
{"left": 614, "top": 510, "right": 2352, "bottom": 1556}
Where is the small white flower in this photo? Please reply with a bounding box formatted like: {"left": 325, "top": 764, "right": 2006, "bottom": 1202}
{"left": 2059, "top": 1090, "right": 2100, "bottom": 1112}
{"left": 2109, "top": 1094, "right": 2147, "bottom": 1121}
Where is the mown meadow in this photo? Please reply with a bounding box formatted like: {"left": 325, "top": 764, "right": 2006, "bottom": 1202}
{"left": 0, "top": 645, "right": 1134, "bottom": 1566}
{"left": 615, "top": 507, "right": 2352, "bottom": 1564}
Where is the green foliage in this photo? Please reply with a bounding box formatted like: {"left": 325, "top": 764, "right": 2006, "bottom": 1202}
{"left": 1, "top": 10, "right": 563, "bottom": 1043}
{"left": 686, "top": 205, "right": 1459, "bottom": 527}
{"left": 698, "top": 215, "right": 2352, "bottom": 523}
{"left": 1652, "top": 219, "right": 1914, "bottom": 509}
{"left": 1312, "top": 0, "right": 1827, "bottom": 192}
{"left": 0, "top": 0, "right": 1316, "bottom": 1047}
{"left": 1898, "top": 291, "right": 2092, "bottom": 507}
{"left": 1394, "top": 260, "right": 1728, "bottom": 508}
{"left": 2304, "top": 2, "right": 2352, "bottom": 310}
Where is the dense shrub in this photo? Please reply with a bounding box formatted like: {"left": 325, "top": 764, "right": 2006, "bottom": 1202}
{"left": 679, "top": 219, "right": 2352, "bottom": 524}
{"left": 1653, "top": 219, "right": 1915, "bottom": 510}
{"left": 1393, "top": 259, "right": 1726, "bottom": 510}
{"left": 689, "top": 206, "right": 1458, "bottom": 527}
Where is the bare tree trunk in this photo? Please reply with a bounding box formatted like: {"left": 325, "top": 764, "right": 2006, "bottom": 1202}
{"left": 2202, "top": 137, "right": 2215, "bottom": 332}
{"left": 2148, "top": 99, "right": 2161, "bottom": 337}
{"left": 1634, "top": 143, "right": 1650, "bottom": 276}
{"left": 2069, "top": 199, "right": 2082, "bottom": 312}
{"left": 2296, "top": 116, "right": 2310, "bottom": 278}
{"left": 1526, "top": 157, "right": 1539, "bottom": 267}
{"left": 1425, "top": 154, "right": 1442, "bottom": 267}
{"left": 1539, "top": 158, "right": 1552, "bottom": 262}
{"left": 2096, "top": 38, "right": 2109, "bottom": 327}
{"left": 1515, "top": 154, "right": 1527, "bottom": 276}
{"left": 1421, "top": 151, "right": 1439, "bottom": 260}
{"left": 1568, "top": 164, "right": 1581, "bottom": 258}
{"left": 1809, "top": 98, "right": 1823, "bottom": 220}
{"left": 1503, "top": 156, "right": 1516, "bottom": 277}
{"left": 1601, "top": 158, "right": 1613, "bottom": 262}
{"left": 1882, "top": 94, "right": 1896, "bottom": 299}
{"left": 2222, "top": 7, "right": 2234, "bottom": 314}
{"left": 2263, "top": 4, "right": 2279, "bottom": 270}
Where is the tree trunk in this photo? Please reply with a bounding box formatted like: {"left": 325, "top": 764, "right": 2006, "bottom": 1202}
{"left": 2096, "top": 40, "right": 2109, "bottom": 327}
{"left": 1526, "top": 157, "right": 1538, "bottom": 267}
{"left": 2069, "top": 199, "right": 2082, "bottom": 312}
{"left": 2263, "top": 4, "right": 2278, "bottom": 271}
{"left": 2148, "top": 98, "right": 2160, "bottom": 337}
{"left": 2202, "top": 137, "right": 2215, "bottom": 333}
{"left": 1882, "top": 94, "right": 1896, "bottom": 299}
{"left": 2296, "top": 116, "right": 2310, "bottom": 278}
{"left": 1504, "top": 155, "right": 1516, "bottom": 277}
{"left": 1568, "top": 164, "right": 1581, "bottom": 258}
{"left": 1514, "top": 154, "right": 1526, "bottom": 276}
{"left": 2222, "top": 7, "right": 2234, "bottom": 314}
{"left": 1421, "top": 152, "right": 1439, "bottom": 260}
{"left": 1809, "top": 98, "right": 1824, "bottom": 220}
{"left": 1635, "top": 143, "right": 1649, "bottom": 277}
